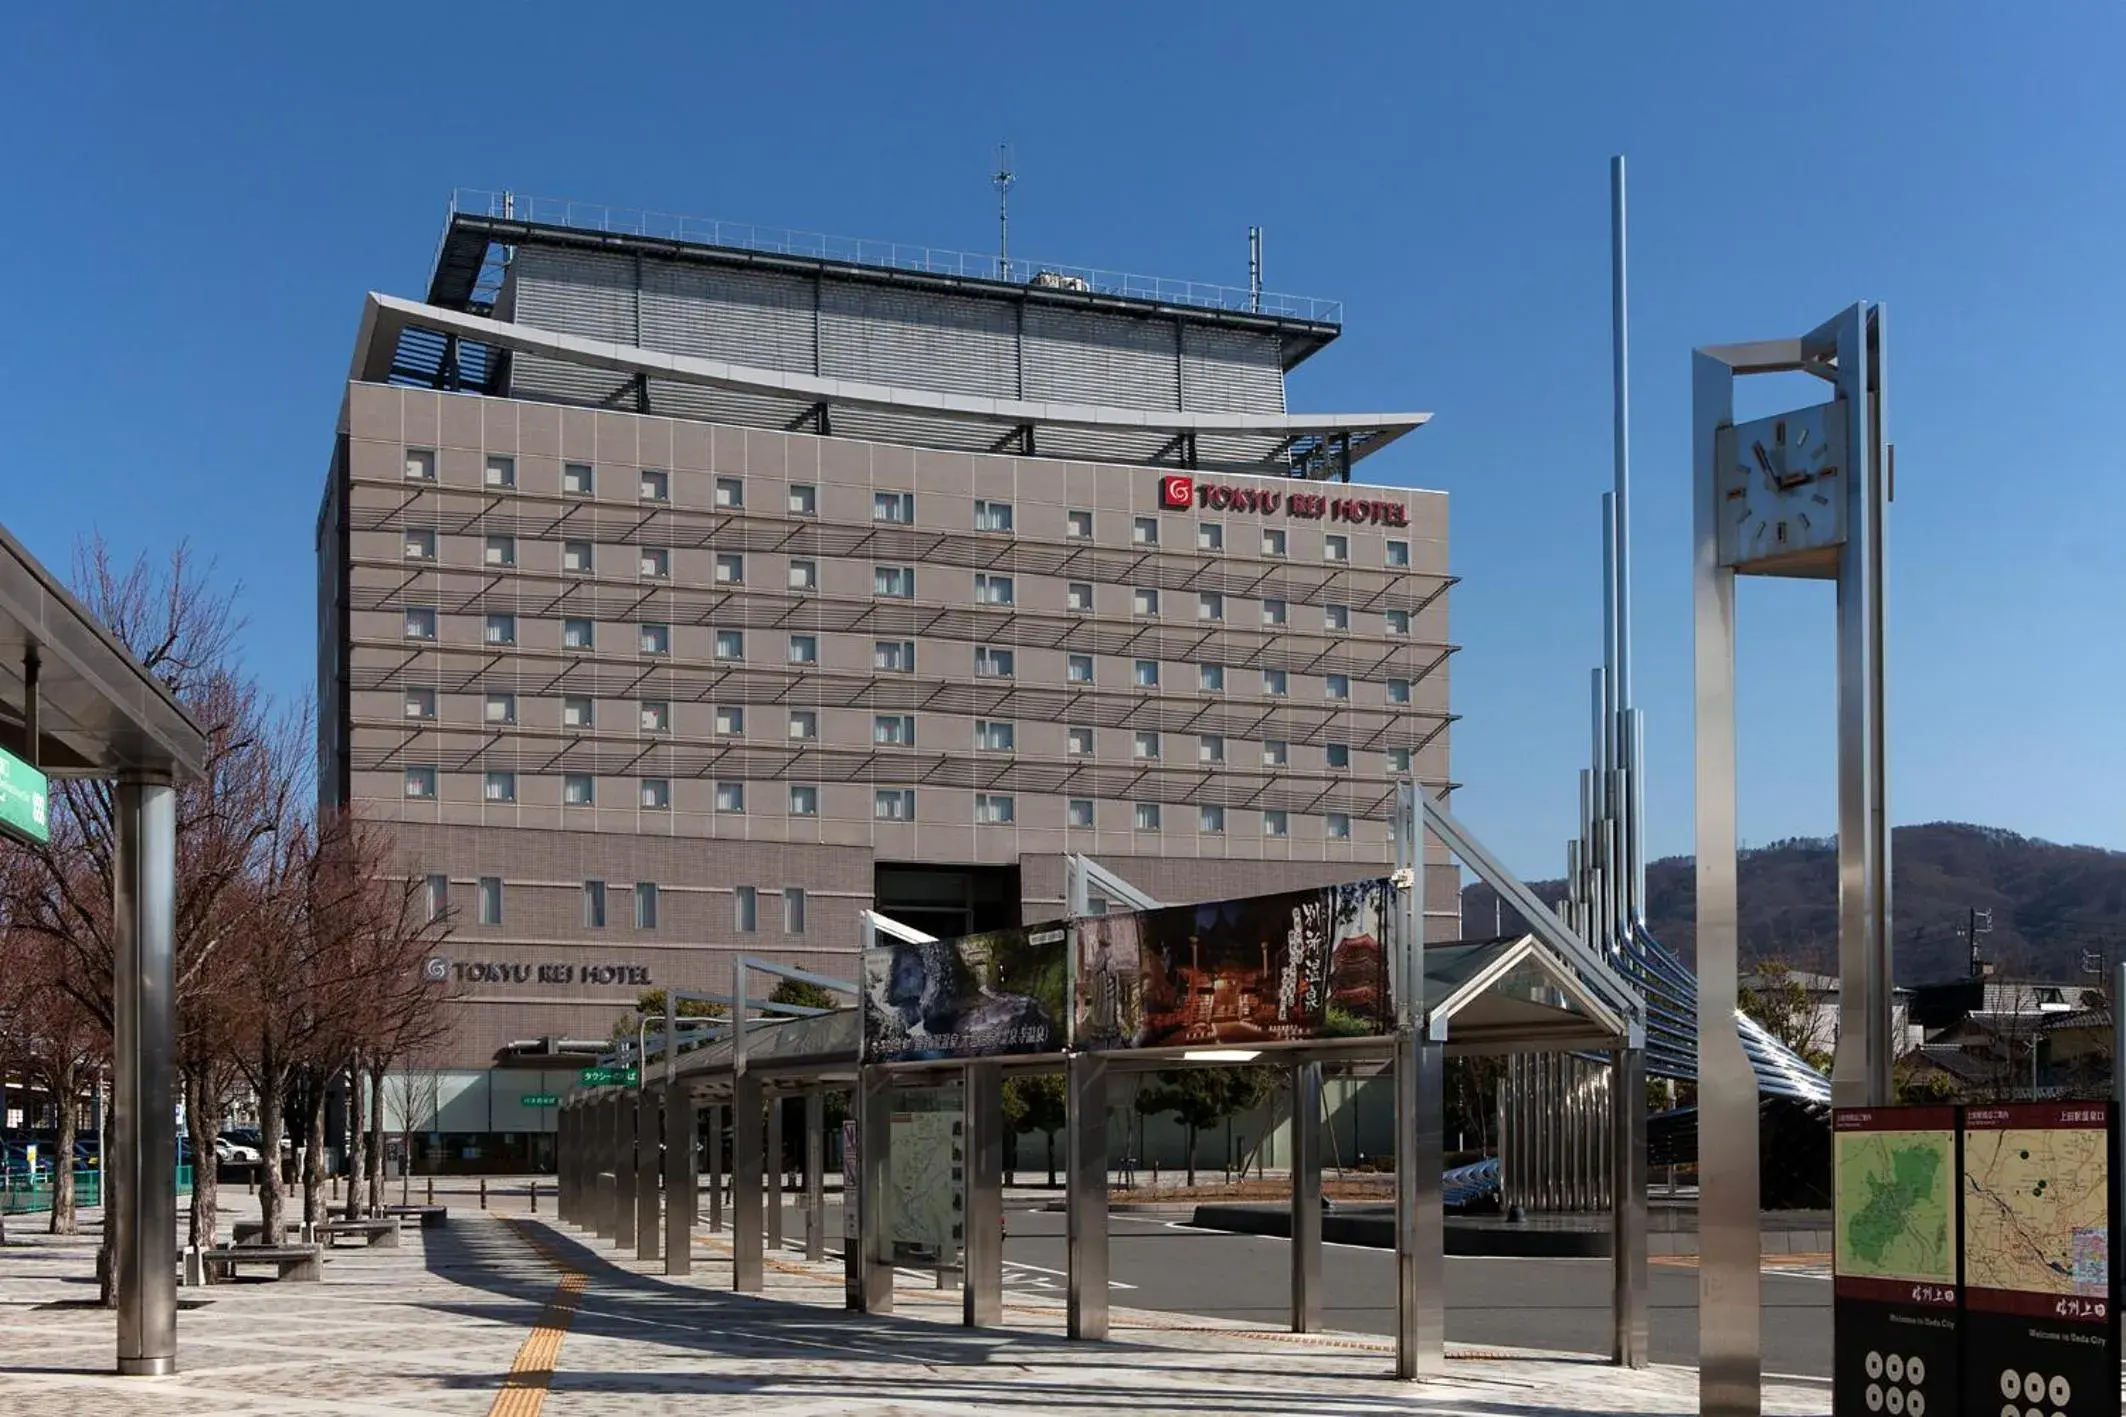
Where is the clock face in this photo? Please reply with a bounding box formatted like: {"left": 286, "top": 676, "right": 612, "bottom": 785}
{"left": 1716, "top": 401, "right": 1849, "bottom": 575}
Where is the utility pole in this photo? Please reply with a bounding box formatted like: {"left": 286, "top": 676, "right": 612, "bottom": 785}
{"left": 991, "top": 144, "right": 1015, "bottom": 281}
{"left": 1964, "top": 907, "right": 1993, "bottom": 979}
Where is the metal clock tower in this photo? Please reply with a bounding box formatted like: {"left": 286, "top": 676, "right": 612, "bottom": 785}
{"left": 1692, "top": 302, "right": 1890, "bottom": 1415}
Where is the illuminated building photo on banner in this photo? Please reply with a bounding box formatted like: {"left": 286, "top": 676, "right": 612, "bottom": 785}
{"left": 863, "top": 924, "right": 1069, "bottom": 1063}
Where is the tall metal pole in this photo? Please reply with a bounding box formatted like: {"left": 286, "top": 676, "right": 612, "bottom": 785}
{"left": 113, "top": 778, "right": 178, "bottom": 1376}
{"left": 1610, "top": 155, "right": 1633, "bottom": 719}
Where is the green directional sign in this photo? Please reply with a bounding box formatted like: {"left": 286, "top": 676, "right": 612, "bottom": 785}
{"left": 0, "top": 746, "right": 50, "bottom": 847}
{"left": 521, "top": 1093, "right": 559, "bottom": 1107}
{"left": 578, "top": 1066, "right": 638, "bottom": 1087}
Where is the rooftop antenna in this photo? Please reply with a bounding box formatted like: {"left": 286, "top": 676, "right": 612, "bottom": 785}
{"left": 992, "top": 143, "right": 1015, "bottom": 281}
{"left": 1248, "top": 227, "right": 1263, "bottom": 312}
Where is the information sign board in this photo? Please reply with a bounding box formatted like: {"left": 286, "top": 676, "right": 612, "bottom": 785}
{"left": 0, "top": 746, "right": 50, "bottom": 847}
{"left": 521, "top": 1094, "right": 559, "bottom": 1107}
{"left": 578, "top": 1066, "right": 638, "bottom": 1087}
{"left": 1832, "top": 1106, "right": 1960, "bottom": 1417}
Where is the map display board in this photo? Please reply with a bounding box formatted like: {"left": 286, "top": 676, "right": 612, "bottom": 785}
{"left": 1959, "top": 1103, "right": 2116, "bottom": 1417}
{"left": 1832, "top": 1107, "right": 1960, "bottom": 1417}
{"left": 863, "top": 922, "right": 1069, "bottom": 1063}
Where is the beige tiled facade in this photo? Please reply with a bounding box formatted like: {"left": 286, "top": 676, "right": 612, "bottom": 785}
{"left": 320, "top": 384, "right": 1454, "bottom": 1063}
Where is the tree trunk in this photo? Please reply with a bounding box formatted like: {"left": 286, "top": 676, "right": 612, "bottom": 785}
{"left": 366, "top": 1064, "right": 387, "bottom": 1217}
{"left": 184, "top": 1067, "right": 224, "bottom": 1249}
{"left": 302, "top": 1074, "right": 328, "bottom": 1226}
{"left": 343, "top": 1059, "right": 365, "bottom": 1221}
{"left": 257, "top": 1061, "right": 289, "bottom": 1243}
{"left": 50, "top": 1062, "right": 79, "bottom": 1235}
{"left": 1184, "top": 1124, "right": 1197, "bottom": 1190}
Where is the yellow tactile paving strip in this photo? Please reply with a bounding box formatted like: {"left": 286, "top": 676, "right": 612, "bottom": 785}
{"left": 489, "top": 1220, "right": 588, "bottom": 1417}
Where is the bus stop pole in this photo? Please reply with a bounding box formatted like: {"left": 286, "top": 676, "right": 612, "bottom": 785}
{"left": 964, "top": 1061, "right": 1004, "bottom": 1327}
{"left": 114, "top": 779, "right": 179, "bottom": 1377}
{"left": 1065, "top": 1053, "right": 1109, "bottom": 1340}
{"left": 858, "top": 1066, "right": 894, "bottom": 1313}
{"left": 1290, "top": 1059, "right": 1323, "bottom": 1333}
{"left": 707, "top": 1103, "right": 724, "bottom": 1232}
{"left": 765, "top": 1095, "right": 784, "bottom": 1253}
{"left": 803, "top": 1086, "right": 826, "bottom": 1263}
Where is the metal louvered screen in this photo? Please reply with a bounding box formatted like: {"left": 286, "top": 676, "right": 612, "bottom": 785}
{"left": 1181, "top": 325, "right": 1286, "bottom": 414}
{"left": 1023, "top": 304, "right": 1179, "bottom": 411}
{"left": 640, "top": 259, "right": 816, "bottom": 373}
{"left": 819, "top": 280, "right": 1016, "bottom": 399}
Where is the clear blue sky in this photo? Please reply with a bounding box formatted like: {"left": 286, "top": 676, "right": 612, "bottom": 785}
{"left": 3, "top": 5, "right": 2119, "bottom": 877}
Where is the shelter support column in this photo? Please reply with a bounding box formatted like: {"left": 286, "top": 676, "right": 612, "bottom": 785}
{"left": 114, "top": 777, "right": 178, "bottom": 1377}
{"left": 1290, "top": 1060, "right": 1323, "bottom": 1333}
{"left": 1394, "top": 1028, "right": 1445, "bottom": 1378}
{"left": 556, "top": 1105, "right": 572, "bottom": 1223}
{"left": 613, "top": 1091, "right": 638, "bottom": 1250}
{"left": 1611, "top": 1045, "right": 1648, "bottom": 1367}
{"left": 1066, "top": 1053, "right": 1109, "bottom": 1341}
{"left": 963, "top": 1061, "right": 1004, "bottom": 1327}
{"left": 636, "top": 1086, "right": 660, "bottom": 1261}
{"left": 664, "top": 1083, "right": 694, "bottom": 1275}
{"left": 803, "top": 1087, "right": 826, "bottom": 1263}
{"left": 732, "top": 1074, "right": 764, "bottom": 1292}
{"left": 765, "top": 1095, "right": 784, "bottom": 1252}
{"left": 858, "top": 1067, "right": 894, "bottom": 1314}
{"left": 594, "top": 1097, "right": 618, "bottom": 1240}
{"left": 707, "top": 1104, "right": 724, "bottom": 1232}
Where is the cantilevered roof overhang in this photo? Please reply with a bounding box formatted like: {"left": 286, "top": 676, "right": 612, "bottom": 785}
{"left": 0, "top": 524, "right": 206, "bottom": 781}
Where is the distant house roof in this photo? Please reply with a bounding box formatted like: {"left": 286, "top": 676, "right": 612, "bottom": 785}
{"left": 1909, "top": 1045, "right": 1996, "bottom": 1085}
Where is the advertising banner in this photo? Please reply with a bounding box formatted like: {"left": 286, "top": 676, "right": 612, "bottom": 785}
{"left": 1959, "top": 1102, "right": 2116, "bottom": 1417}
{"left": 863, "top": 922, "right": 1069, "bottom": 1063}
{"left": 1831, "top": 1106, "right": 1959, "bottom": 1417}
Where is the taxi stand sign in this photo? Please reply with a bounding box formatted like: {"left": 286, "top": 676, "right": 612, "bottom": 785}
{"left": 0, "top": 745, "right": 50, "bottom": 847}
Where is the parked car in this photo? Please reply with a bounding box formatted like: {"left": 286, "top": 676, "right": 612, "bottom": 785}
{"left": 214, "top": 1135, "right": 263, "bottom": 1166}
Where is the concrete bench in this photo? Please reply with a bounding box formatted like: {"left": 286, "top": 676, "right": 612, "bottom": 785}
{"left": 201, "top": 1244, "right": 322, "bottom": 1282}
{"left": 232, "top": 1218, "right": 400, "bottom": 1249}
{"left": 384, "top": 1204, "right": 448, "bottom": 1229}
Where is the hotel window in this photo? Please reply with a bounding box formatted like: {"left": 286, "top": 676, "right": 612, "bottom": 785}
{"left": 1327, "top": 812, "right": 1353, "bottom": 840}
{"left": 734, "top": 886, "right": 758, "bottom": 933}
{"left": 976, "top": 794, "right": 1015, "bottom": 824}
{"left": 1067, "top": 726, "right": 1094, "bottom": 756}
{"left": 1263, "top": 740, "right": 1288, "bottom": 766}
{"left": 1198, "top": 522, "right": 1224, "bottom": 551}
{"left": 874, "top": 639, "right": 915, "bottom": 672}
{"left": 1133, "top": 588, "right": 1160, "bottom": 616}
{"left": 405, "top": 448, "right": 436, "bottom": 482}
{"left": 564, "top": 774, "right": 594, "bottom": 806}
{"left": 403, "top": 528, "right": 436, "bottom": 560}
{"left": 641, "top": 547, "right": 672, "bottom": 579}
{"left": 714, "top": 476, "right": 744, "bottom": 510}
{"left": 1198, "top": 663, "right": 1225, "bottom": 692}
{"left": 975, "top": 646, "right": 1014, "bottom": 678}
{"left": 874, "top": 565, "right": 914, "bottom": 598}
{"left": 583, "top": 880, "right": 608, "bottom": 929}
{"left": 787, "top": 559, "right": 817, "bottom": 591}
{"left": 788, "top": 483, "right": 817, "bottom": 516}
{"left": 1261, "top": 527, "right": 1287, "bottom": 557}
{"left": 635, "top": 882, "right": 659, "bottom": 929}
{"left": 715, "top": 781, "right": 746, "bottom": 814}
{"left": 713, "top": 629, "right": 742, "bottom": 661}
{"left": 874, "top": 789, "right": 915, "bottom": 821}
{"left": 563, "top": 462, "right": 594, "bottom": 495}
{"left": 1067, "top": 799, "right": 1094, "bottom": 828}
{"left": 1199, "top": 592, "right": 1225, "bottom": 622}
{"left": 1327, "top": 743, "right": 1351, "bottom": 769}
{"left": 1131, "top": 516, "right": 1159, "bottom": 546}
{"left": 1326, "top": 674, "right": 1351, "bottom": 700}
{"left": 1133, "top": 731, "right": 1162, "bottom": 760}
{"left": 485, "top": 535, "right": 516, "bottom": 567}
{"left": 1066, "top": 509, "right": 1093, "bottom": 539}
{"left": 642, "top": 701, "right": 672, "bottom": 733}
{"left": 1263, "top": 668, "right": 1288, "bottom": 696}
{"left": 784, "top": 887, "right": 807, "bottom": 935}
{"left": 1198, "top": 734, "right": 1224, "bottom": 764}
{"left": 484, "top": 692, "right": 516, "bottom": 725}
{"left": 1067, "top": 654, "right": 1094, "bottom": 684}
{"left": 483, "top": 614, "right": 516, "bottom": 646}
{"left": 641, "top": 778, "right": 672, "bottom": 809}
{"left": 873, "top": 491, "right": 914, "bottom": 524}
{"left": 484, "top": 455, "right": 515, "bottom": 488}
{"left": 1388, "top": 679, "right": 1412, "bottom": 705}
{"left": 1262, "top": 598, "right": 1287, "bottom": 626}
{"left": 788, "top": 710, "right": 817, "bottom": 741}
{"left": 403, "top": 607, "right": 437, "bottom": 641}
{"left": 640, "top": 469, "right": 668, "bottom": 501}
{"left": 1134, "top": 802, "right": 1162, "bottom": 831}
{"left": 483, "top": 771, "right": 517, "bottom": 803}
{"left": 1386, "top": 539, "right": 1411, "bottom": 568}
{"left": 641, "top": 623, "right": 673, "bottom": 655}
{"left": 874, "top": 714, "right": 915, "bottom": 746}
{"left": 424, "top": 874, "right": 449, "bottom": 923}
{"left": 563, "top": 696, "right": 594, "bottom": 728}
{"left": 477, "top": 876, "right": 502, "bottom": 926}
{"left": 1324, "top": 534, "right": 1350, "bottom": 562}
{"left": 1199, "top": 805, "right": 1226, "bottom": 835}
{"left": 788, "top": 634, "right": 818, "bottom": 665}
{"left": 714, "top": 704, "right": 745, "bottom": 736}
{"left": 974, "top": 500, "right": 1014, "bottom": 533}
{"left": 714, "top": 552, "right": 745, "bottom": 585}
{"left": 975, "top": 573, "right": 1014, "bottom": 606}
{"left": 404, "top": 687, "right": 435, "bottom": 720}
{"left": 1387, "top": 747, "right": 1413, "bottom": 773}
{"left": 789, "top": 784, "right": 819, "bottom": 816}
{"left": 1264, "top": 810, "right": 1289, "bottom": 838}
{"left": 1324, "top": 604, "right": 1349, "bottom": 631}
{"left": 403, "top": 766, "right": 436, "bottom": 799}
{"left": 563, "top": 541, "right": 592, "bottom": 573}
{"left": 1067, "top": 582, "right": 1094, "bottom": 612}
{"left": 564, "top": 618, "right": 594, "bottom": 650}
{"left": 976, "top": 720, "right": 1015, "bottom": 752}
{"left": 1386, "top": 608, "right": 1411, "bottom": 635}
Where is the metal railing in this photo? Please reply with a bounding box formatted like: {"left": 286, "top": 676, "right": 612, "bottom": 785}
{"left": 448, "top": 188, "right": 1344, "bottom": 325}
{"left": 0, "top": 1165, "right": 194, "bottom": 1215}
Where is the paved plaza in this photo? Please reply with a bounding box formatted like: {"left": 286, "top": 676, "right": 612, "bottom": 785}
{"left": 0, "top": 1193, "right": 1834, "bottom": 1417}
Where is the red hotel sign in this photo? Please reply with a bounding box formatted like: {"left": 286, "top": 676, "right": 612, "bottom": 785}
{"left": 1157, "top": 474, "right": 1407, "bottom": 527}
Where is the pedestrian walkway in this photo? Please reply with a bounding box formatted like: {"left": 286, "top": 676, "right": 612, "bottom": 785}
{"left": 0, "top": 1207, "right": 1833, "bottom": 1415}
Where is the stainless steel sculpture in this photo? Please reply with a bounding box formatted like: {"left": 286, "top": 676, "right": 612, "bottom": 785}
{"left": 1693, "top": 302, "right": 1890, "bottom": 1416}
